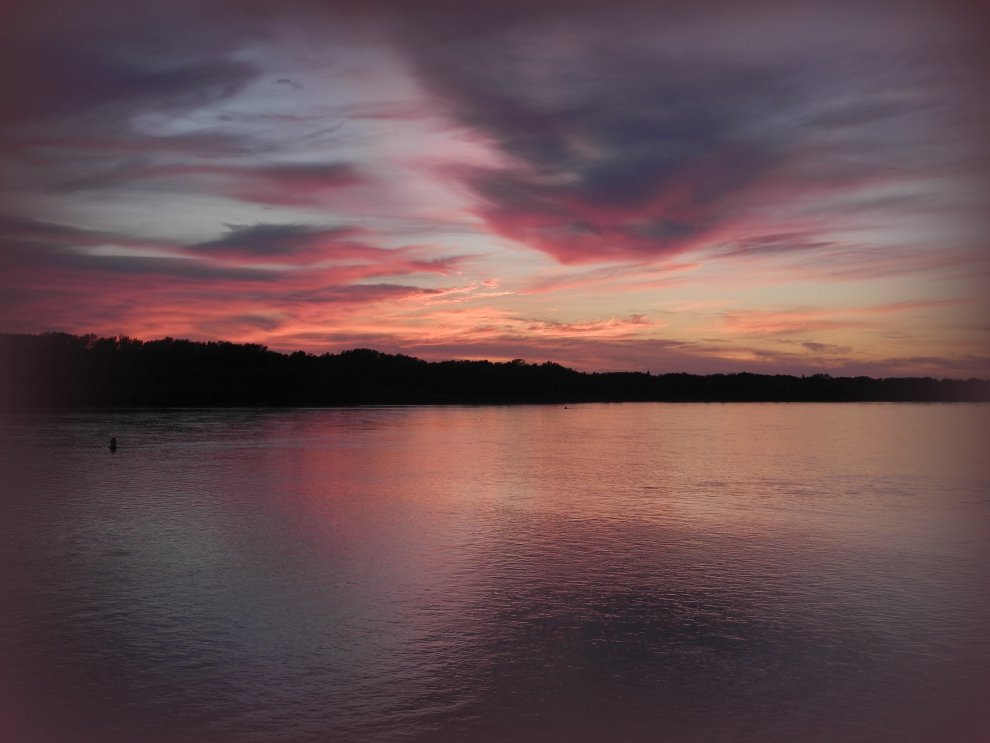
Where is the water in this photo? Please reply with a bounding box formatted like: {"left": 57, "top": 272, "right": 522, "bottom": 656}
{"left": 1, "top": 404, "right": 988, "bottom": 743}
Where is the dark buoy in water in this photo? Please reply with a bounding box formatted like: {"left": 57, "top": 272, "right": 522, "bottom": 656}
{"left": 109, "top": 437, "right": 117, "bottom": 453}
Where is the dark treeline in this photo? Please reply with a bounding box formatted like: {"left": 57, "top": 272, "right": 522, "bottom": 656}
{"left": 1, "top": 332, "right": 988, "bottom": 408}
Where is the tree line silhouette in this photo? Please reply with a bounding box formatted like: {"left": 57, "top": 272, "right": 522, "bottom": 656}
{"left": 1, "top": 332, "right": 987, "bottom": 408}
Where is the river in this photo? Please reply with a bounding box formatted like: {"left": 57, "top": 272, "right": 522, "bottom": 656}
{"left": 1, "top": 404, "right": 987, "bottom": 742}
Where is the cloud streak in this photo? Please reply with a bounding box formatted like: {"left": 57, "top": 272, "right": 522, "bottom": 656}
{"left": 402, "top": 1, "right": 989, "bottom": 268}
{"left": 0, "top": 0, "right": 987, "bottom": 376}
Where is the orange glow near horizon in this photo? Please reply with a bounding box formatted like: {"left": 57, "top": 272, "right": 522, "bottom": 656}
{"left": 1, "top": 0, "right": 988, "bottom": 376}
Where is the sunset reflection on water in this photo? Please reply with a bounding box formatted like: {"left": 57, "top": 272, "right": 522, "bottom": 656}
{"left": 1, "top": 404, "right": 988, "bottom": 742}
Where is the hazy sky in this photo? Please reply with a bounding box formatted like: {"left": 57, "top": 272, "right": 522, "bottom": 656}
{"left": 2, "top": 0, "right": 988, "bottom": 374}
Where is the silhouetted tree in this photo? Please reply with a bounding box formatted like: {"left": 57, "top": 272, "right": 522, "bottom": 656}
{"left": 1, "top": 332, "right": 986, "bottom": 409}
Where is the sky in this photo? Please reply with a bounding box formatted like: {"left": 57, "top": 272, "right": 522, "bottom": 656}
{"left": 2, "top": 0, "right": 989, "bottom": 376}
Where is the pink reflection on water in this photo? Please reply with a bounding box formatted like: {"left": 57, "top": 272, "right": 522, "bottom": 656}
{"left": 1, "top": 404, "right": 988, "bottom": 742}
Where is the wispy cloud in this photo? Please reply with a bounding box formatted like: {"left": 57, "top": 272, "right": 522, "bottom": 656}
{"left": 1, "top": 0, "right": 987, "bottom": 376}
{"left": 402, "top": 1, "right": 988, "bottom": 269}
{"left": 721, "top": 299, "right": 964, "bottom": 336}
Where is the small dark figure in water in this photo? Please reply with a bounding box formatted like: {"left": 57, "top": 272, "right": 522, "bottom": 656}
{"left": 109, "top": 437, "right": 117, "bottom": 453}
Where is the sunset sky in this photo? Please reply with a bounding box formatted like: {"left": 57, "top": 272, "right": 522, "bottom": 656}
{"left": 2, "top": 0, "right": 988, "bottom": 375}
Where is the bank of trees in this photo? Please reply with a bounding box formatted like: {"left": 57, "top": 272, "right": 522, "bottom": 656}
{"left": 1, "top": 332, "right": 986, "bottom": 408}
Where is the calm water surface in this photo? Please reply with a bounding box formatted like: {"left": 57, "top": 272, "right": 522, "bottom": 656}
{"left": 1, "top": 404, "right": 988, "bottom": 742}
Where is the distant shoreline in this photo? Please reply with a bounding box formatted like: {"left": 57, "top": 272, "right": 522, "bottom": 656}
{"left": 3, "top": 332, "right": 988, "bottom": 408}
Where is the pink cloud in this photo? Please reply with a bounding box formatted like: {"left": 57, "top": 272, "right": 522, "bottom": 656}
{"left": 722, "top": 309, "right": 864, "bottom": 336}
{"left": 222, "top": 163, "right": 365, "bottom": 206}
{"left": 525, "top": 261, "right": 700, "bottom": 295}
{"left": 721, "top": 299, "right": 964, "bottom": 336}
{"left": 0, "top": 212, "right": 472, "bottom": 346}
{"left": 521, "top": 314, "right": 654, "bottom": 338}
{"left": 2, "top": 0, "right": 988, "bottom": 380}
